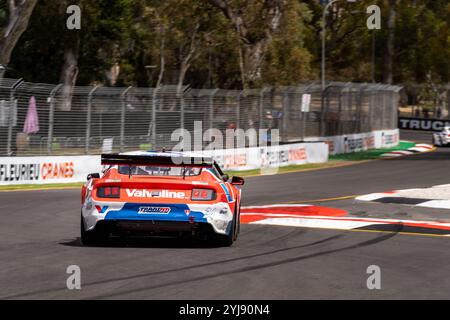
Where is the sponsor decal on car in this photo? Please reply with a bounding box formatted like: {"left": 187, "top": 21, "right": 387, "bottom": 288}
{"left": 126, "top": 189, "right": 188, "bottom": 199}
{"left": 138, "top": 206, "right": 171, "bottom": 214}
{"left": 95, "top": 205, "right": 109, "bottom": 214}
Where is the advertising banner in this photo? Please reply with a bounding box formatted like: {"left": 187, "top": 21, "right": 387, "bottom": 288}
{"left": 399, "top": 117, "right": 450, "bottom": 132}
{"left": 305, "top": 129, "right": 399, "bottom": 155}
{"left": 0, "top": 156, "right": 101, "bottom": 185}
{"left": 203, "top": 142, "right": 329, "bottom": 172}
{"left": 0, "top": 142, "right": 329, "bottom": 185}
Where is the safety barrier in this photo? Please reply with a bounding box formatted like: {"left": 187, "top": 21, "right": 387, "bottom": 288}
{"left": 305, "top": 129, "right": 399, "bottom": 155}
{"left": 0, "top": 141, "right": 329, "bottom": 185}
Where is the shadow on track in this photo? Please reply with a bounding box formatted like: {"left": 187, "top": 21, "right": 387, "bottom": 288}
{"left": 2, "top": 232, "right": 343, "bottom": 299}
{"left": 89, "top": 227, "right": 399, "bottom": 299}
{"left": 60, "top": 237, "right": 223, "bottom": 249}
{"left": 2, "top": 225, "right": 401, "bottom": 299}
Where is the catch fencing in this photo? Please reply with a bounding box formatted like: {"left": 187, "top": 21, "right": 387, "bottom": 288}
{"left": 0, "top": 78, "right": 401, "bottom": 156}
{"left": 399, "top": 84, "right": 450, "bottom": 119}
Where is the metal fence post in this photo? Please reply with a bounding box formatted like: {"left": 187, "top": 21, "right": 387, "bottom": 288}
{"left": 447, "top": 85, "right": 450, "bottom": 119}
{"left": 6, "top": 79, "right": 23, "bottom": 155}
{"left": 301, "top": 84, "right": 314, "bottom": 141}
{"left": 150, "top": 86, "right": 161, "bottom": 147}
{"left": 120, "top": 86, "right": 132, "bottom": 152}
{"left": 236, "top": 91, "right": 242, "bottom": 130}
{"left": 301, "top": 93, "right": 307, "bottom": 141}
{"left": 381, "top": 88, "right": 386, "bottom": 130}
{"left": 281, "top": 89, "right": 288, "bottom": 142}
{"left": 180, "top": 90, "right": 185, "bottom": 131}
{"left": 337, "top": 86, "right": 344, "bottom": 135}
{"left": 177, "top": 87, "right": 187, "bottom": 129}
{"left": 356, "top": 85, "right": 363, "bottom": 133}
{"left": 86, "top": 86, "right": 99, "bottom": 154}
{"left": 370, "top": 86, "right": 378, "bottom": 130}
{"left": 320, "top": 85, "right": 332, "bottom": 137}
{"left": 47, "top": 84, "right": 63, "bottom": 155}
{"left": 209, "top": 89, "right": 219, "bottom": 131}
{"left": 259, "top": 87, "right": 270, "bottom": 131}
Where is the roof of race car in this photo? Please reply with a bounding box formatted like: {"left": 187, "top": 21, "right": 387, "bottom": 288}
{"left": 121, "top": 150, "right": 206, "bottom": 158}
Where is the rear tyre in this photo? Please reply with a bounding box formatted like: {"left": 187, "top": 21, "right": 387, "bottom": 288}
{"left": 233, "top": 204, "right": 241, "bottom": 241}
{"left": 80, "top": 215, "right": 107, "bottom": 246}
{"left": 214, "top": 209, "right": 237, "bottom": 247}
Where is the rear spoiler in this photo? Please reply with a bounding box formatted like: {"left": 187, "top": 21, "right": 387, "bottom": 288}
{"left": 101, "top": 154, "right": 214, "bottom": 168}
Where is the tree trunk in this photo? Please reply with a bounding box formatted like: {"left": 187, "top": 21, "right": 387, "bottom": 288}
{"left": 156, "top": 25, "right": 166, "bottom": 89}
{"left": 59, "top": 43, "right": 80, "bottom": 111}
{"left": 176, "top": 24, "right": 200, "bottom": 96}
{"left": 0, "top": 0, "right": 38, "bottom": 78}
{"left": 210, "top": 0, "right": 284, "bottom": 88}
{"left": 383, "top": 0, "right": 396, "bottom": 84}
{"left": 58, "top": 0, "right": 81, "bottom": 112}
{"left": 243, "top": 39, "right": 267, "bottom": 85}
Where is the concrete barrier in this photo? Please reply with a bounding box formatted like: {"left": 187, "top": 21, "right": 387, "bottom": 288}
{"left": 0, "top": 142, "right": 329, "bottom": 185}
{"left": 304, "top": 129, "right": 399, "bottom": 155}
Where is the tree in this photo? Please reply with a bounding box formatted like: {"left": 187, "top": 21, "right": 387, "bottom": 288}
{"left": 8, "top": 0, "right": 138, "bottom": 85}
{"left": 209, "top": 0, "right": 287, "bottom": 88}
{"left": 383, "top": 0, "right": 396, "bottom": 84}
{"left": 4, "top": 0, "right": 448, "bottom": 88}
{"left": 0, "top": 0, "right": 38, "bottom": 78}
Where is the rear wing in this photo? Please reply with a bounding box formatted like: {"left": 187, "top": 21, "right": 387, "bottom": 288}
{"left": 101, "top": 154, "right": 214, "bottom": 168}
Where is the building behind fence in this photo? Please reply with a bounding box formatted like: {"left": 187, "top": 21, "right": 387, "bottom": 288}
{"left": 0, "top": 78, "right": 401, "bottom": 156}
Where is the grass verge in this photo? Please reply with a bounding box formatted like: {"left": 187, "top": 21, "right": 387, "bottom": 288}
{"left": 329, "top": 141, "right": 416, "bottom": 161}
{"left": 225, "top": 160, "right": 357, "bottom": 178}
{"left": 0, "top": 182, "right": 83, "bottom": 191}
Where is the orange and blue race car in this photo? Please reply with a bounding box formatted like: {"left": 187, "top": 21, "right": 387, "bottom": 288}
{"left": 80, "top": 151, "right": 244, "bottom": 246}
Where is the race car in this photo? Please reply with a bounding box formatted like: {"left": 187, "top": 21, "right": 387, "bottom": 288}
{"left": 432, "top": 126, "right": 450, "bottom": 147}
{"left": 80, "top": 151, "right": 244, "bottom": 246}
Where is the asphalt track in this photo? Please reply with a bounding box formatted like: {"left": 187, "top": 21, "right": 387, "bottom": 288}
{"left": 1, "top": 130, "right": 450, "bottom": 299}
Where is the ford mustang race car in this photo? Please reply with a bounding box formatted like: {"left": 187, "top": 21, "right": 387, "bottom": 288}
{"left": 432, "top": 126, "right": 450, "bottom": 147}
{"left": 81, "top": 152, "right": 244, "bottom": 246}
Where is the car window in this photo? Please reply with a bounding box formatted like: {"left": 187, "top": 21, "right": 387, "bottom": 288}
{"left": 118, "top": 166, "right": 202, "bottom": 176}
{"left": 208, "top": 167, "right": 224, "bottom": 180}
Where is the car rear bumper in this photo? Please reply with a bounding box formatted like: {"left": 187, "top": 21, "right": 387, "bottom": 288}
{"left": 82, "top": 201, "right": 234, "bottom": 235}
{"left": 92, "top": 219, "right": 216, "bottom": 238}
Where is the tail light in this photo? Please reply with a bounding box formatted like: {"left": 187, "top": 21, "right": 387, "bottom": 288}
{"left": 191, "top": 188, "right": 215, "bottom": 201}
{"left": 97, "top": 186, "right": 121, "bottom": 198}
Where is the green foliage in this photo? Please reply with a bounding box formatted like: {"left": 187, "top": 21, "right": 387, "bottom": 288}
{"left": 5, "top": 0, "right": 450, "bottom": 88}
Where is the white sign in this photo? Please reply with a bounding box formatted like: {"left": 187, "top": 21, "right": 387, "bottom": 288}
{"left": 304, "top": 129, "right": 400, "bottom": 155}
{"left": 102, "top": 138, "right": 114, "bottom": 154}
{"left": 0, "top": 155, "right": 101, "bottom": 185}
{"left": 201, "top": 142, "right": 329, "bottom": 172}
{"left": 0, "top": 142, "right": 329, "bottom": 185}
{"left": 301, "top": 94, "right": 311, "bottom": 113}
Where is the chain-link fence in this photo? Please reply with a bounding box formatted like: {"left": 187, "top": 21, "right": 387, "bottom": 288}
{"left": 0, "top": 78, "right": 401, "bottom": 156}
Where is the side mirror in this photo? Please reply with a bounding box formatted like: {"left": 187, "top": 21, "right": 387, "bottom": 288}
{"left": 222, "top": 174, "right": 230, "bottom": 182}
{"left": 231, "top": 176, "right": 245, "bottom": 186}
{"left": 87, "top": 173, "right": 100, "bottom": 180}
